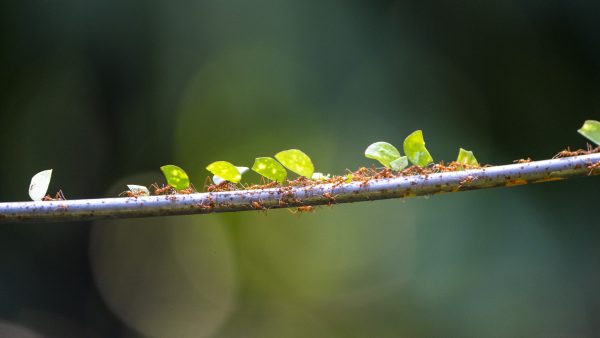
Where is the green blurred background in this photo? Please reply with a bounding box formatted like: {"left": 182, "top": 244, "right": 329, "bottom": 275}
{"left": 1, "top": 0, "right": 599, "bottom": 337}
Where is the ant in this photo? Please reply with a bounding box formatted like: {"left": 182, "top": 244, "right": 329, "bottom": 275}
{"left": 553, "top": 147, "right": 586, "bottom": 159}
{"left": 431, "top": 163, "right": 451, "bottom": 173}
{"left": 374, "top": 168, "right": 394, "bottom": 179}
{"left": 288, "top": 205, "right": 315, "bottom": 214}
{"left": 119, "top": 189, "right": 148, "bottom": 198}
{"left": 458, "top": 175, "right": 475, "bottom": 188}
{"left": 196, "top": 202, "right": 214, "bottom": 213}
{"left": 250, "top": 200, "right": 268, "bottom": 213}
{"left": 119, "top": 190, "right": 142, "bottom": 198}
{"left": 587, "top": 161, "right": 600, "bottom": 175}
{"left": 513, "top": 157, "right": 532, "bottom": 164}
{"left": 261, "top": 181, "right": 280, "bottom": 189}
{"left": 206, "top": 181, "right": 237, "bottom": 193}
{"left": 178, "top": 183, "right": 197, "bottom": 194}
{"left": 329, "top": 175, "right": 347, "bottom": 187}
{"left": 151, "top": 183, "right": 174, "bottom": 195}
{"left": 401, "top": 165, "right": 427, "bottom": 176}
{"left": 42, "top": 190, "right": 66, "bottom": 201}
{"left": 203, "top": 176, "right": 215, "bottom": 190}
{"left": 323, "top": 192, "right": 336, "bottom": 206}
{"left": 288, "top": 176, "right": 311, "bottom": 187}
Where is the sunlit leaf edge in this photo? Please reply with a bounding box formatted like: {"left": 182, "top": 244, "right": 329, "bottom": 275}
{"left": 578, "top": 120, "right": 600, "bottom": 145}
{"left": 252, "top": 157, "right": 287, "bottom": 183}
{"left": 160, "top": 164, "right": 191, "bottom": 190}
{"left": 403, "top": 130, "right": 434, "bottom": 167}
{"left": 456, "top": 148, "right": 479, "bottom": 166}
{"left": 274, "top": 149, "right": 315, "bottom": 178}
{"left": 364, "top": 142, "right": 401, "bottom": 167}
{"left": 206, "top": 161, "right": 242, "bottom": 183}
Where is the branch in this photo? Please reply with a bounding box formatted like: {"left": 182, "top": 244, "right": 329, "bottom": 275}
{"left": 1, "top": 154, "right": 599, "bottom": 224}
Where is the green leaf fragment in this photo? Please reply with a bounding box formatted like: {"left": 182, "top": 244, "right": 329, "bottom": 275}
{"left": 456, "top": 148, "right": 479, "bottom": 166}
{"left": 403, "top": 130, "right": 434, "bottom": 167}
{"left": 160, "top": 164, "right": 190, "bottom": 190}
{"left": 345, "top": 173, "right": 353, "bottom": 183}
{"left": 213, "top": 166, "right": 248, "bottom": 185}
{"left": 206, "top": 161, "right": 242, "bottom": 183}
{"left": 577, "top": 120, "right": 600, "bottom": 145}
{"left": 29, "top": 169, "right": 52, "bottom": 201}
{"left": 275, "top": 149, "right": 315, "bottom": 178}
{"left": 252, "top": 157, "right": 287, "bottom": 183}
{"left": 390, "top": 156, "right": 409, "bottom": 171}
{"left": 127, "top": 185, "right": 150, "bottom": 196}
{"left": 365, "top": 142, "right": 401, "bottom": 167}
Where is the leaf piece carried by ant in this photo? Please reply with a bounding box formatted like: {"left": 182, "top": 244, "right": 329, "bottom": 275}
{"left": 160, "top": 165, "right": 190, "bottom": 190}
{"left": 365, "top": 142, "right": 401, "bottom": 168}
{"left": 456, "top": 148, "right": 479, "bottom": 167}
{"left": 275, "top": 149, "right": 315, "bottom": 178}
{"left": 345, "top": 173, "right": 353, "bottom": 183}
{"left": 390, "top": 156, "right": 409, "bottom": 171}
{"left": 578, "top": 120, "right": 600, "bottom": 146}
{"left": 404, "top": 130, "right": 434, "bottom": 167}
{"left": 29, "top": 169, "right": 53, "bottom": 201}
{"left": 206, "top": 161, "right": 242, "bottom": 183}
{"left": 126, "top": 185, "right": 150, "bottom": 196}
{"left": 211, "top": 165, "right": 248, "bottom": 184}
{"left": 311, "top": 172, "right": 330, "bottom": 180}
{"left": 252, "top": 157, "right": 287, "bottom": 183}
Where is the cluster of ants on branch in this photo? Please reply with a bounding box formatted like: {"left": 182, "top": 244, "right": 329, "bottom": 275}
{"left": 38, "top": 144, "right": 600, "bottom": 204}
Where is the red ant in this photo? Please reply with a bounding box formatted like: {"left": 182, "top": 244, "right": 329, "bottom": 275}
{"left": 553, "top": 147, "right": 586, "bottom": 159}
{"left": 119, "top": 189, "right": 149, "bottom": 198}
{"left": 323, "top": 192, "right": 336, "bottom": 206}
{"left": 178, "top": 183, "right": 197, "bottom": 194}
{"left": 251, "top": 201, "right": 267, "bottom": 211}
{"left": 151, "top": 183, "right": 174, "bottom": 195}
{"left": 513, "top": 158, "right": 532, "bottom": 164}
{"left": 288, "top": 205, "right": 315, "bottom": 214}
{"left": 458, "top": 175, "right": 475, "bottom": 188}
{"left": 587, "top": 161, "right": 600, "bottom": 175}
{"left": 42, "top": 190, "right": 66, "bottom": 201}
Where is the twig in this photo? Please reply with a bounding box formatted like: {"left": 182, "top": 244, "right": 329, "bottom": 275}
{"left": 1, "top": 154, "right": 599, "bottom": 223}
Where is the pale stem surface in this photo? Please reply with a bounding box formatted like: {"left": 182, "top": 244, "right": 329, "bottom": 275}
{"left": 1, "top": 154, "right": 599, "bottom": 223}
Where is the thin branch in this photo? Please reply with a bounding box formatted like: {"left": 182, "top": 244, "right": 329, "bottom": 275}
{"left": 1, "top": 154, "right": 599, "bottom": 224}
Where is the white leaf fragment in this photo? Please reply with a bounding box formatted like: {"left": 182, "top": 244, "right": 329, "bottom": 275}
{"left": 311, "top": 172, "right": 330, "bottom": 180}
{"left": 126, "top": 185, "right": 150, "bottom": 196}
{"left": 29, "top": 169, "right": 53, "bottom": 201}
